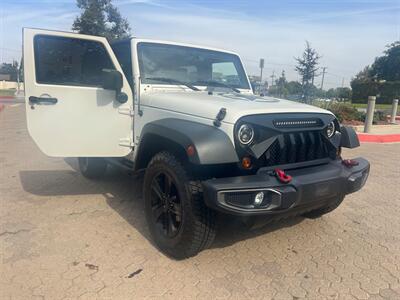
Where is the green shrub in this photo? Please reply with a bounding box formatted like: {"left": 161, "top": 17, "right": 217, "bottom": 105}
{"left": 325, "top": 102, "right": 361, "bottom": 122}
{"left": 314, "top": 101, "right": 389, "bottom": 123}
{"left": 359, "top": 110, "right": 387, "bottom": 124}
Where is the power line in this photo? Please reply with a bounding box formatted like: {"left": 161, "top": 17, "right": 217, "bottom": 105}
{"left": 326, "top": 71, "right": 347, "bottom": 79}
{"left": 242, "top": 58, "right": 348, "bottom": 83}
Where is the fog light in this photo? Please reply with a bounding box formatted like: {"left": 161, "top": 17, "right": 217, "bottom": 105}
{"left": 254, "top": 192, "right": 264, "bottom": 206}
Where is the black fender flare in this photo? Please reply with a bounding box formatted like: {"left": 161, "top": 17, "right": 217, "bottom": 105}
{"left": 340, "top": 125, "right": 360, "bottom": 148}
{"left": 136, "top": 118, "right": 239, "bottom": 167}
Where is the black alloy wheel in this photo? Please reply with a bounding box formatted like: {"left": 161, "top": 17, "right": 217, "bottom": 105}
{"left": 150, "top": 171, "right": 183, "bottom": 238}
{"left": 143, "top": 151, "right": 216, "bottom": 259}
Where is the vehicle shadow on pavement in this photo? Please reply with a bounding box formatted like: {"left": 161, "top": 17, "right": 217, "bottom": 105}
{"left": 211, "top": 214, "right": 305, "bottom": 249}
{"left": 19, "top": 158, "right": 306, "bottom": 251}
{"left": 19, "top": 158, "right": 152, "bottom": 244}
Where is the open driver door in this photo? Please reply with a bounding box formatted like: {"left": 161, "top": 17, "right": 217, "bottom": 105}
{"left": 23, "top": 28, "right": 133, "bottom": 157}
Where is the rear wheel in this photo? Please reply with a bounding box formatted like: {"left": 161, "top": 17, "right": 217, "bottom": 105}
{"left": 78, "top": 157, "right": 107, "bottom": 179}
{"left": 144, "top": 152, "right": 216, "bottom": 259}
{"left": 303, "top": 195, "right": 345, "bottom": 219}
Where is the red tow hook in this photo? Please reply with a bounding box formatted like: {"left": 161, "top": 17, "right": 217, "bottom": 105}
{"left": 274, "top": 168, "right": 292, "bottom": 184}
{"left": 342, "top": 159, "right": 359, "bottom": 168}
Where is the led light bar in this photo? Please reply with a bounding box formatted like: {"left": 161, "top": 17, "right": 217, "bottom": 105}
{"left": 273, "top": 118, "right": 322, "bottom": 128}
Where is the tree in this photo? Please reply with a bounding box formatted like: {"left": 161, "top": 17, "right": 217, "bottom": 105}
{"left": 0, "top": 61, "right": 19, "bottom": 81}
{"left": 72, "top": 0, "right": 131, "bottom": 41}
{"left": 351, "top": 41, "right": 400, "bottom": 103}
{"left": 275, "top": 70, "right": 288, "bottom": 98}
{"left": 369, "top": 41, "right": 400, "bottom": 81}
{"left": 353, "top": 66, "right": 371, "bottom": 83}
{"left": 286, "top": 81, "right": 302, "bottom": 95}
{"left": 326, "top": 88, "right": 337, "bottom": 99}
{"left": 336, "top": 87, "right": 352, "bottom": 101}
{"left": 295, "top": 41, "right": 321, "bottom": 103}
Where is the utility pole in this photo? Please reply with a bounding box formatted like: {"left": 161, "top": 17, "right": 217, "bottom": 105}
{"left": 279, "top": 70, "right": 285, "bottom": 98}
{"left": 259, "top": 58, "right": 264, "bottom": 95}
{"left": 16, "top": 60, "right": 20, "bottom": 94}
{"left": 270, "top": 70, "right": 275, "bottom": 87}
{"left": 311, "top": 70, "right": 315, "bottom": 86}
{"left": 341, "top": 77, "right": 345, "bottom": 88}
{"left": 320, "top": 67, "right": 327, "bottom": 90}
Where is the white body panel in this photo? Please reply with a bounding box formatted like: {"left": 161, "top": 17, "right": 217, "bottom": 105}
{"left": 23, "top": 31, "right": 335, "bottom": 161}
{"left": 23, "top": 28, "right": 133, "bottom": 157}
{"left": 140, "top": 90, "right": 332, "bottom": 124}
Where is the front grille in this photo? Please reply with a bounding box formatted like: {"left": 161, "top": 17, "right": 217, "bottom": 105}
{"left": 262, "top": 131, "right": 332, "bottom": 166}
{"left": 225, "top": 192, "right": 254, "bottom": 207}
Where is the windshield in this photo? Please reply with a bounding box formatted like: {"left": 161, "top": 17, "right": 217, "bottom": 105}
{"left": 137, "top": 42, "right": 250, "bottom": 90}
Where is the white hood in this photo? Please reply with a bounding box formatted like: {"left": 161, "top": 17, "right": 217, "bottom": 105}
{"left": 142, "top": 90, "right": 333, "bottom": 124}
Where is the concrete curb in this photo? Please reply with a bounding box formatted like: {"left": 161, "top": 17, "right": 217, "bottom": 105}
{"left": 357, "top": 133, "right": 400, "bottom": 143}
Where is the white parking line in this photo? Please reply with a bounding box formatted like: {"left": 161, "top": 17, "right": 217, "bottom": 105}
{"left": 10, "top": 104, "right": 22, "bottom": 107}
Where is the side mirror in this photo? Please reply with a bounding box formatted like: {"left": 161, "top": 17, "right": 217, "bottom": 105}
{"left": 102, "top": 69, "right": 123, "bottom": 91}
{"left": 101, "top": 69, "right": 128, "bottom": 103}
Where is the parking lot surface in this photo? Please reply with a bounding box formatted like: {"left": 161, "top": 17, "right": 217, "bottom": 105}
{"left": 1, "top": 104, "right": 400, "bottom": 299}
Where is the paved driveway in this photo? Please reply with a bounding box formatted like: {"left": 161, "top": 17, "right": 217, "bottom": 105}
{"left": 1, "top": 104, "right": 399, "bottom": 299}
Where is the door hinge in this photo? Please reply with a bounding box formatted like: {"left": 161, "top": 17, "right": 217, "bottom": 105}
{"left": 119, "top": 137, "right": 134, "bottom": 147}
{"left": 118, "top": 106, "right": 134, "bottom": 117}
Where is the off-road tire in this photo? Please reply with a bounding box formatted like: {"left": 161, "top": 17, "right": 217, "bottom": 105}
{"left": 143, "top": 151, "right": 216, "bottom": 259}
{"left": 78, "top": 157, "right": 107, "bottom": 179}
{"left": 302, "top": 195, "right": 345, "bottom": 219}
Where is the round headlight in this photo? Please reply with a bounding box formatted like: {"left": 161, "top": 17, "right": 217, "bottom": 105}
{"left": 326, "top": 121, "right": 336, "bottom": 138}
{"left": 238, "top": 124, "right": 254, "bottom": 145}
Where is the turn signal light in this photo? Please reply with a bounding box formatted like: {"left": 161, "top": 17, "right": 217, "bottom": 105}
{"left": 186, "top": 145, "right": 195, "bottom": 157}
{"left": 242, "top": 156, "right": 252, "bottom": 169}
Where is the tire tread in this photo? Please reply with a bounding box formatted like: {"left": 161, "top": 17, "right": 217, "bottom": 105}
{"left": 145, "top": 151, "right": 216, "bottom": 259}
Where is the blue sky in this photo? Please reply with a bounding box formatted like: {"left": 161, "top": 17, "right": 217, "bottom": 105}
{"left": 1, "top": 0, "right": 399, "bottom": 88}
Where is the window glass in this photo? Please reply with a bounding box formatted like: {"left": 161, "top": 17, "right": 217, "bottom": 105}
{"left": 137, "top": 42, "right": 250, "bottom": 89}
{"left": 111, "top": 40, "right": 133, "bottom": 88}
{"left": 212, "top": 62, "right": 241, "bottom": 86}
{"left": 34, "top": 35, "right": 115, "bottom": 87}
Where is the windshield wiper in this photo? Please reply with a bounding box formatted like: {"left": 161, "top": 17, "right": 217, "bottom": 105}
{"left": 194, "top": 80, "right": 241, "bottom": 93}
{"left": 145, "top": 77, "right": 200, "bottom": 91}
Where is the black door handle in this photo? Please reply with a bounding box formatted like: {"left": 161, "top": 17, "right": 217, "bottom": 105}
{"left": 29, "top": 96, "right": 58, "bottom": 105}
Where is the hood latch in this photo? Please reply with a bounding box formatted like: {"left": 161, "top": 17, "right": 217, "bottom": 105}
{"left": 213, "top": 108, "right": 227, "bottom": 127}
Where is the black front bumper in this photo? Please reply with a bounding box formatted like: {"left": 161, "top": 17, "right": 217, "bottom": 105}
{"left": 202, "top": 158, "right": 370, "bottom": 216}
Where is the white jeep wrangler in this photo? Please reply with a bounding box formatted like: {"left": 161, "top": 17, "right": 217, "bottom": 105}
{"left": 23, "top": 28, "right": 370, "bottom": 259}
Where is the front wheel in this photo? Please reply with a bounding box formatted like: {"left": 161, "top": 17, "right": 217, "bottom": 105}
{"left": 78, "top": 157, "right": 107, "bottom": 179}
{"left": 302, "top": 195, "right": 345, "bottom": 219}
{"left": 143, "top": 152, "right": 216, "bottom": 259}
